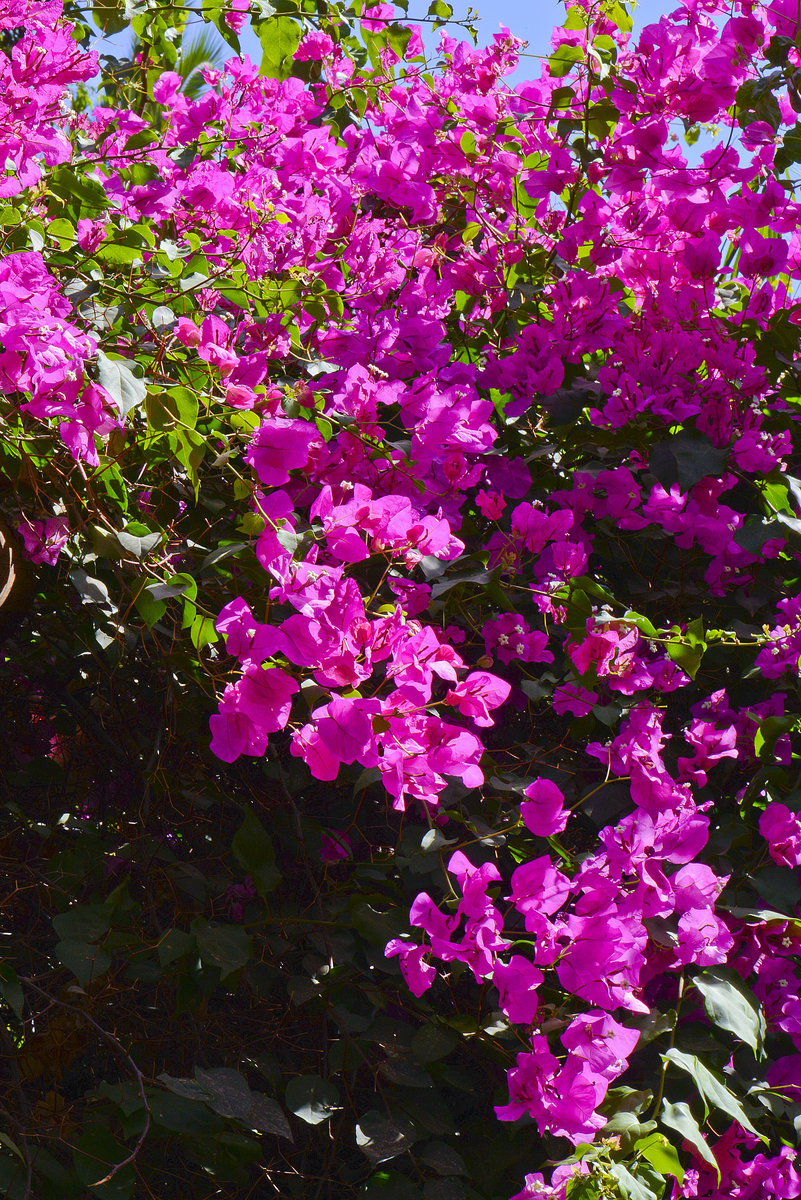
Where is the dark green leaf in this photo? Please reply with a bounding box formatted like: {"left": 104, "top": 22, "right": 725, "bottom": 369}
{"left": 73, "top": 1125, "right": 135, "bottom": 1198}
{"left": 355, "top": 1111, "right": 416, "bottom": 1162}
{"left": 411, "top": 1024, "right": 457, "bottom": 1064}
{"left": 116, "top": 528, "right": 161, "bottom": 559}
{"left": 53, "top": 904, "right": 110, "bottom": 943}
{"left": 148, "top": 1090, "right": 219, "bottom": 1135}
{"left": 55, "top": 940, "right": 112, "bottom": 987}
{"left": 661, "top": 1100, "right": 719, "bottom": 1176}
{"left": 247, "top": 1094, "right": 293, "bottom": 1140}
{"left": 232, "top": 808, "right": 281, "bottom": 897}
{"left": 191, "top": 919, "right": 252, "bottom": 980}
{"left": 423, "top": 1181, "right": 466, "bottom": 1200}
{"left": 663, "top": 1048, "right": 765, "bottom": 1140}
{"left": 693, "top": 967, "right": 766, "bottom": 1056}
{"left": 285, "top": 1074, "right": 341, "bottom": 1125}
{"left": 193, "top": 1067, "right": 252, "bottom": 1120}
{"left": 417, "top": 1141, "right": 467, "bottom": 1176}
{"left": 649, "top": 432, "right": 728, "bottom": 491}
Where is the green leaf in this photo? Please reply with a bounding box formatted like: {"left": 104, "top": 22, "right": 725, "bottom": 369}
{"left": 49, "top": 166, "right": 109, "bottom": 216}
{"left": 663, "top": 1048, "right": 766, "bottom": 1141}
{"left": 633, "top": 1132, "right": 684, "bottom": 1182}
{"left": 563, "top": 7, "right": 588, "bottom": 30}
{"left": 754, "top": 714, "right": 798, "bottom": 759}
{"left": 191, "top": 919, "right": 252, "bottom": 980}
{"left": 172, "top": 427, "right": 206, "bottom": 487}
{"left": 662, "top": 1100, "right": 719, "bottom": 1177}
{"left": 622, "top": 610, "right": 659, "bottom": 638}
{"left": 232, "top": 808, "right": 281, "bottom": 898}
{"left": 190, "top": 613, "right": 218, "bottom": 650}
{"left": 94, "top": 0, "right": 127, "bottom": 33}
{"left": 362, "top": 1169, "right": 422, "bottom": 1199}
{"left": 157, "top": 928, "right": 195, "bottom": 967}
{"left": 563, "top": 586, "right": 593, "bottom": 638}
{"left": 607, "top": 1162, "right": 661, "bottom": 1200}
{"left": 48, "top": 217, "right": 76, "bottom": 249}
{"left": 200, "top": 542, "right": 248, "bottom": 573}
{"left": 95, "top": 241, "right": 143, "bottom": 266}
{"left": 565, "top": 1177, "right": 602, "bottom": 1200}
{"left": 146, "top": 385, "right": 199, "bottom": 433}
{"left": 459, "top": 130, "right": 477, "bottom": 157}
{"left": 116, "top": 527, "right": 161, "bottom": 559}
{"left": 602, "top": 1112, "right": 654, "bottom": 1138}
{"left": 386, "top": 23, "right": 412, "bottom": 59}
{"left": 285, "top": 1074, "right": 341, "bottom": 1125}
{"left": 257, "top": 14, "right": 302, "bottom": 79}
{"left": 134, "top": 581, "right": 167, "bottom": 628}
{"left": 693, "top": 967, "right": 766, "bottom": 1056}
{"left": 146, "top": 577, "right": 193, "bottom": 603}
{"left": 96, "top": 351, "right": 147, "bottom": 419}
{"left": 665, "top": 621, "right": 706, "bottom": 680}
{"left": 0, "top": 1132, "right": 24, "bottom": 1162}
{"left": 548, "top": 43, "right": 583, "bottom": 76}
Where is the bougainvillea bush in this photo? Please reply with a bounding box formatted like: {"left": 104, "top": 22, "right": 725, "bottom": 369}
{"left": 4, "top": 0, "right": 801, "bottom": 1195}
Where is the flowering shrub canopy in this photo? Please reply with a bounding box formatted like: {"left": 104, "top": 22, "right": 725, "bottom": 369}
{"left": 3, "top": 0, "right": 801, "bottom": 1196}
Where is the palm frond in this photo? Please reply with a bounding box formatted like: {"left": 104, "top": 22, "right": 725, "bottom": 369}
{"left": 177, "top": 29, "right": 228, "bottom": 100}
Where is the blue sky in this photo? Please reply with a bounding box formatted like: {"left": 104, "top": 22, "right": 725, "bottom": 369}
{"left": 97, "top": 1, "right": 682, "bottom": 76}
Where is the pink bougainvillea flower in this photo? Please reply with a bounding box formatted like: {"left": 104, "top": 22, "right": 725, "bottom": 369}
{"left": 236, "top": 665, "right": 299, "bottom": 733}
{"left": 521, "top": 779, "right": 569, "bottom": 837}
{"left": 209, "top": 701, "right": 266, "bottom": 764}
{"left": 216, "top": 597, "right": 285, "bottom": 665}
{"left": 445, "top": 670, "right": 510, "bottom": 726}
{"left": 476, "top": 488, "right": 506, "bottom": 519}
{"left": 17, "top": 515, "right": 68, "bottom": 566}
{"left": 493, "top": 955, "right": 544, "bottom": 1025}
{"left": 320, "top": 830, "right": 353, "bottom": 863}
{"left": 760, "top": 802, "right": 801, "bottom": 867}
{"left": 385, "top": 939, "right": 436, "bottom": 997}
{"left": 508, "top": 856, "right": 571, "bottom": 920}
{"left": 562, "top": 1011, "right": 640, "bottom": 1079}
{"left": 245, "top": 419, "right": 320, "bottom": 486}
